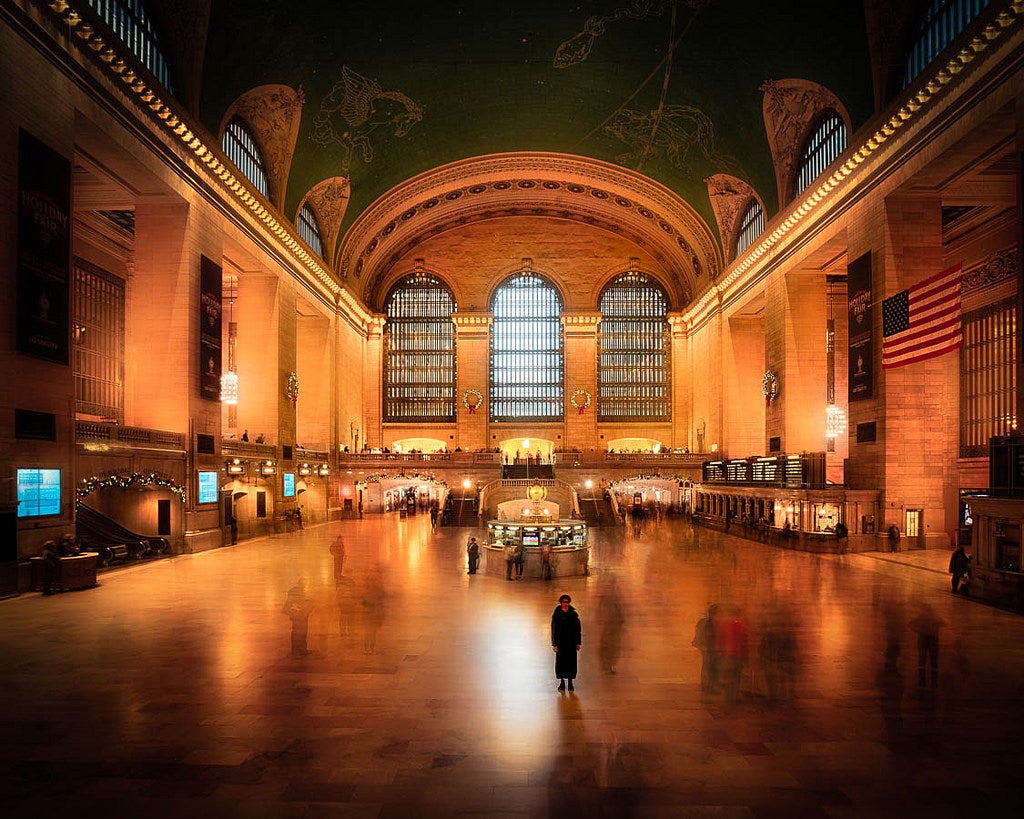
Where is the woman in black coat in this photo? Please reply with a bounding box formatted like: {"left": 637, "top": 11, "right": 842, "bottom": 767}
{"left": 551, "top": 594, "right": 582, "bottom": 691}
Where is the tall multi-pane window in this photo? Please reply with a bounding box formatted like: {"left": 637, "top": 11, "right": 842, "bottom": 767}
{"left": 73, "top": 258, "right": 125, "bottom": 423}
{"left": 904, "top": 0, "right": 989, "bottom": 88}
{"left": 490, "top": 273, "right": 563, "bottom": 422}
{"left": 222, "top": 118, "right": 269, "bottom": 198}
{"left": 960, "top": 298, "right": 1016, "bottom": 457}
{"left": 598, "top": 272, "right": 670, "bottom": 421}
{"left": 296, "top": 203, "right": 324, "bottom": 258}
{"left": 735, "top": 199, "right": 765, "bottom": 257}
{"left": 383, "top": 274, "right": 457, "bottom": 422}
{"left": 794, "top": 113, "right": 846, "bottom": 198}
{"left": 85, "top": 0, "right": 173, "bottom": 91}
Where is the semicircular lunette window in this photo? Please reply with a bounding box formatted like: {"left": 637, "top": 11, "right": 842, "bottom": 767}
{"left": 85, "top": 0, "right": 173, "bottom": 91}
{"left": 222, "top": 118, "right": 269, "bottom": 199}
{"left": 735, "top": 199, "right": 765, "bottom": 258}
{"left": 598, "top": 272, "right": 670, "bottom": 422}
{"left": 383, "top": 273, "right": 457, "bottom": 422}
{"left": 794, "top": 112, "right": 847, "bottom": 199}
{"left": 296, "top": 203, "right": 324, "bottom": 258}
{"left": 490, "top": 273, "right": 564, "bottom": 422}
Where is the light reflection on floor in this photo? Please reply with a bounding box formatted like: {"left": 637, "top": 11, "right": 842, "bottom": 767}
{"left": 1, "top": 512, "right": 1023, "bottom": 816}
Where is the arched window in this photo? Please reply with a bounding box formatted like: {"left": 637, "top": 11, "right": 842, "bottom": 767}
{"left": 490, "top": 272, "right": 563, "bottom": 422}
{"left": 598, "top": 272, "right": 670, "bottom": 421}
{"left": 222, "top": 118, "right": 269, "bottom": 198}
{"left": 85, "top": 0, "right": 173, "bottom": 91}
{"left": 383, "top": 274, "right": 457, "bottom": 422}
{"left": 904, "top": 0, "right": 989, "bottom": 88}
{"left": 296, "top": 203, "right": 324, "bottom": 258}
{"left": 794, "top": 112, "right": 847, "bottom": 198}
{"left": 735, "top": 199, "right": 765, "bottom": 257}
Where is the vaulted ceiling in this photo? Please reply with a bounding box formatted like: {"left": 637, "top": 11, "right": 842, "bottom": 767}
{"left": 200, "top": 0, "right": 875, "bottom": 292}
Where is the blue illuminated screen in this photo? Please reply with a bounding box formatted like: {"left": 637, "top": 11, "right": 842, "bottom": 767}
{"left": 283, "top": 472, "right": 295, "bottom": 497}
{"left": 198, "top": 471, "right": 219, "bottom": 504}
{"left": 17, "top": 468, "right": 61, "bottom": 517}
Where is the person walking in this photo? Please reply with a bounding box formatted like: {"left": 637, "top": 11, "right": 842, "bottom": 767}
{"left": 888, "top": 524, "right": 900, "bottom": 553}
{"left": 514, "top": 541, "right": 525, "bottom": 579}
{"left": 909, "top": 602, "right": 944, "bottom": 688}
{"left": 949, "top": 543, "right": 970, "bottom": 594}
{"left": 467, "top": 537, "right": 480, "bottom": 574}
{"left": 430, "top": 504, "right": 439, "bottom": 531}
{"left": 329, "top": 535, "right": 346, "bottom": 582}
{"left": 504, "top": 543, "right": 516, "bottom": 580}
{"left": 551, "top": 594, "right": 582, "bottom": 691}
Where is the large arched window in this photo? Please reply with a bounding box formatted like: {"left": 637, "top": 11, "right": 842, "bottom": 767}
{"left": 296, "top": 203, "right": 324, "bottom": 258}
{"left": 383, "top": 274, "right": 457, "bottom": 422}
{"left": 598, "top": 272, "right": 670, "bottom": 421}
{"left": 222, "top": 118, "right": 269, "bottom": 198}
{"left": 735, "top": 199, "right": 765, "bottom": 258}
{"left": 904, "top": 0, "right": 989, "bottom": 88}
{"left": 794, "top": 112, "right": 846, "bottom": 198}
{"left": 86, "top": 0, "right": 173, "bottom": 91}
{"left": 490, "top": 273, "right": 563, "bottom": 422}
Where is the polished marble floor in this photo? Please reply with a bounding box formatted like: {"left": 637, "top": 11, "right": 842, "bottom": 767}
{"left": 1, "top": 514, "right": 1023, "bottom": 818}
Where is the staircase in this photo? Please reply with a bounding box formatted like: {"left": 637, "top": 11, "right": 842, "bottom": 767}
{"left": 442, "top": 496, "right": 480, "bottom": 527}
{"left": 578, "top": 495, "right": 617, "bottom": 527}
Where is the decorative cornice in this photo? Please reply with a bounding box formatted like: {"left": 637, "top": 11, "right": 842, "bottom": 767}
{"left": 45, "top": 0, "right": 341, "bottom": 302}
{"left": 684, "top": 0, "right": 1024, "bottom": 331}
{"left": 963, "top": 248, "right": 1018, "bottom": 291}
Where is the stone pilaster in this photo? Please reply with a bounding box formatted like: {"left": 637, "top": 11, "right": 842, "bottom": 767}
{"left": 363, "top": 316, "right": 384, "bottom": 448}
{"left": 562, "top": 311, "right": 601, "bottom": 452}
{"left": 453, "top": 312, "right": 492, "bottom": 451}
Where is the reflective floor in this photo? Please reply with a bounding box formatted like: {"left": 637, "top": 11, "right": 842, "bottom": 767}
{"left": 2, "top": 514, "right": 1023, "bottom": 817}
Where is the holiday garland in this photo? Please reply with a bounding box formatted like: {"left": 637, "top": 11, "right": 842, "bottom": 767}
{"left": 611, "top": 473, "right": 692, "bottom": 487}
{"left": 356, "top": 471, "right": 448, "bottom": 489}
{"left": 77, "top": 472, "right": 187, "bottom": 503}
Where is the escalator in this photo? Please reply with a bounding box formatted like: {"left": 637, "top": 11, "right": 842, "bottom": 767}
{"left": 76, "top": 503, "right": 170, "bottom": 566}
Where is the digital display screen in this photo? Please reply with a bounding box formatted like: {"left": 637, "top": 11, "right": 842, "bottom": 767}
{"left": 17, "top": 468, "right": 61, "bottom": 517}
{"left": 522, "top": 533, "right": 539, "bottom": 546}
{"left": 283, "top": 472, "right": 296, "bottom": 498}
{"left": 198, "top": 471, "right": 219, "bottom": 504}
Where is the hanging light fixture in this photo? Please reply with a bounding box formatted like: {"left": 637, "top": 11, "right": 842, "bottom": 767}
{"left": 826, "top": 404, "right": 847, "bottom": 438}
{"left": 220, "top": 276, "right": 239, "bottom": 408}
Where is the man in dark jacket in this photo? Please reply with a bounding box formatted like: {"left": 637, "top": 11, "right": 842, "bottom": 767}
{"left": 949, "top": 544, "right": 970, "bottom": 594}
{"left": 551, "top": 594, "right": 582, "bottom": 691}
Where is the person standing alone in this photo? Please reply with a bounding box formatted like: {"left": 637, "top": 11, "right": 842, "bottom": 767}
{"left": 551, "top": 594, "right": 582, "bottom": 691}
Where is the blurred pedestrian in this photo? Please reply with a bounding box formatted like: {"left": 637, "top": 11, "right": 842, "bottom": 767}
{"left": 599, "top": 579, "right": 624, "bottom": 675}
{"left": 949, "top": 543, "right": 970, "bottom": 594}
{"left": 514, "top": 541, "right": 525, "bottom": 579}
{"left": 909, "top": 602, "right": 945, "bottom": 688}
{"left": 467, "top": 537, "right": 480, "bottom": 574}
{"left": 360, "top": 563, "right": 387, "bottom": 654}
{"left": 541, "top": 543, "right": 554, "bottom": 581}
{"left": 551, "top": 594, "right": 582, "bottom": 691}
{"left": 330, "top": 535, "right": 346, "bottom": 582}
{"left": 430, "top": 504, "right": 439, "bottom": 531}
{"left": 888, "top": 524, "right": 900, "bottom": 553}
{"left": 693, "top": 605, "right": 718, "bottom": 692}
{"left": 504, "top": 543, "right": 515, "bottom": 580}
{"left": 41, "top": 539, "right": 60, "bottom": 596}
{"left": 714, "top": 605, "right": 748, "bottom": 703}
{"left": 282, "top": 578, "right": 313, "bottom": 656}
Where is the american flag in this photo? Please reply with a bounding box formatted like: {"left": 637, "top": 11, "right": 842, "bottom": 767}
{"left": 881, "top": 264, "right": 962, "bottom": 369}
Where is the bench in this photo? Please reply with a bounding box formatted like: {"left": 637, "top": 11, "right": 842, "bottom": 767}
{"left": 29, "top": 553, "right": 98, "bottom": 592}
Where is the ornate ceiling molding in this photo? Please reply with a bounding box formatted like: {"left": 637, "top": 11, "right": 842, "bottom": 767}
{"left": 298, "top": 176, "right": 351, "bottom": 261}
{"left": 760, "top": 78, "right": 851, "bottom": 208}
{"left": 339, "top": 153, "right": 721, "bottom": 308}
{"left": 706, "top": 174, "right": 764, "bottom": 264}
{"left": 221, "top": 84, "right": 305, "bottom": 212}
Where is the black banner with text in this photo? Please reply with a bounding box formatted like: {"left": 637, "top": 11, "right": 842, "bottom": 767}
{"left": 847, "top": 252, "right": 872, "bottom": 401}
{"left": 199, "top": 256, "right": 223, "bottom": 401}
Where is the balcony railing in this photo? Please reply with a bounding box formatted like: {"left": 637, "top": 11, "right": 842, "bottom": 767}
{"left": 76, "top": 421, "right": 185, "bottom": 452}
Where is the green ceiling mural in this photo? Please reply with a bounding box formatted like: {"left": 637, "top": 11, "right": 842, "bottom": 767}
{"left": 201, "top": 0, "right": 873, "bottom": 246}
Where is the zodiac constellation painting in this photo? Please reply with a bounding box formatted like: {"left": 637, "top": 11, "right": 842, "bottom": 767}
{"left": 604, "top": 105, "right": 742, "bottom": 179}
{"left": 554, "top": 1, "right": 736, "bottom": 180}
{"left": 311, "top": 66, "right": 424, "bottom": 173}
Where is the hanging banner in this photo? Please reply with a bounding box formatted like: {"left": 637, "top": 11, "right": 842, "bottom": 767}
{"left": 199, "top": 255, "right": 223, "bottom": 401}
{"left": 16, "top": 129, "right": 71, "bottom": 364}
{"left": 847, "top": 252, "right": 872, "bottom": 401}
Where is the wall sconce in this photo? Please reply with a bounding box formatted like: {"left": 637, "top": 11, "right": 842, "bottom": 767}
{"left": 220, "top": 370, "right": 238, "bottom": 405}
{"left": 261, "top": 460, "right": 277, "bottom": 475}
{"left": 317, "top": 465, "right": 330, "bottom": 476}
{"left": 226, "top": 458, "right": 245, "bottom": 475}
{"left": 298, "top": 463, "right": 312, "bottom": 476}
